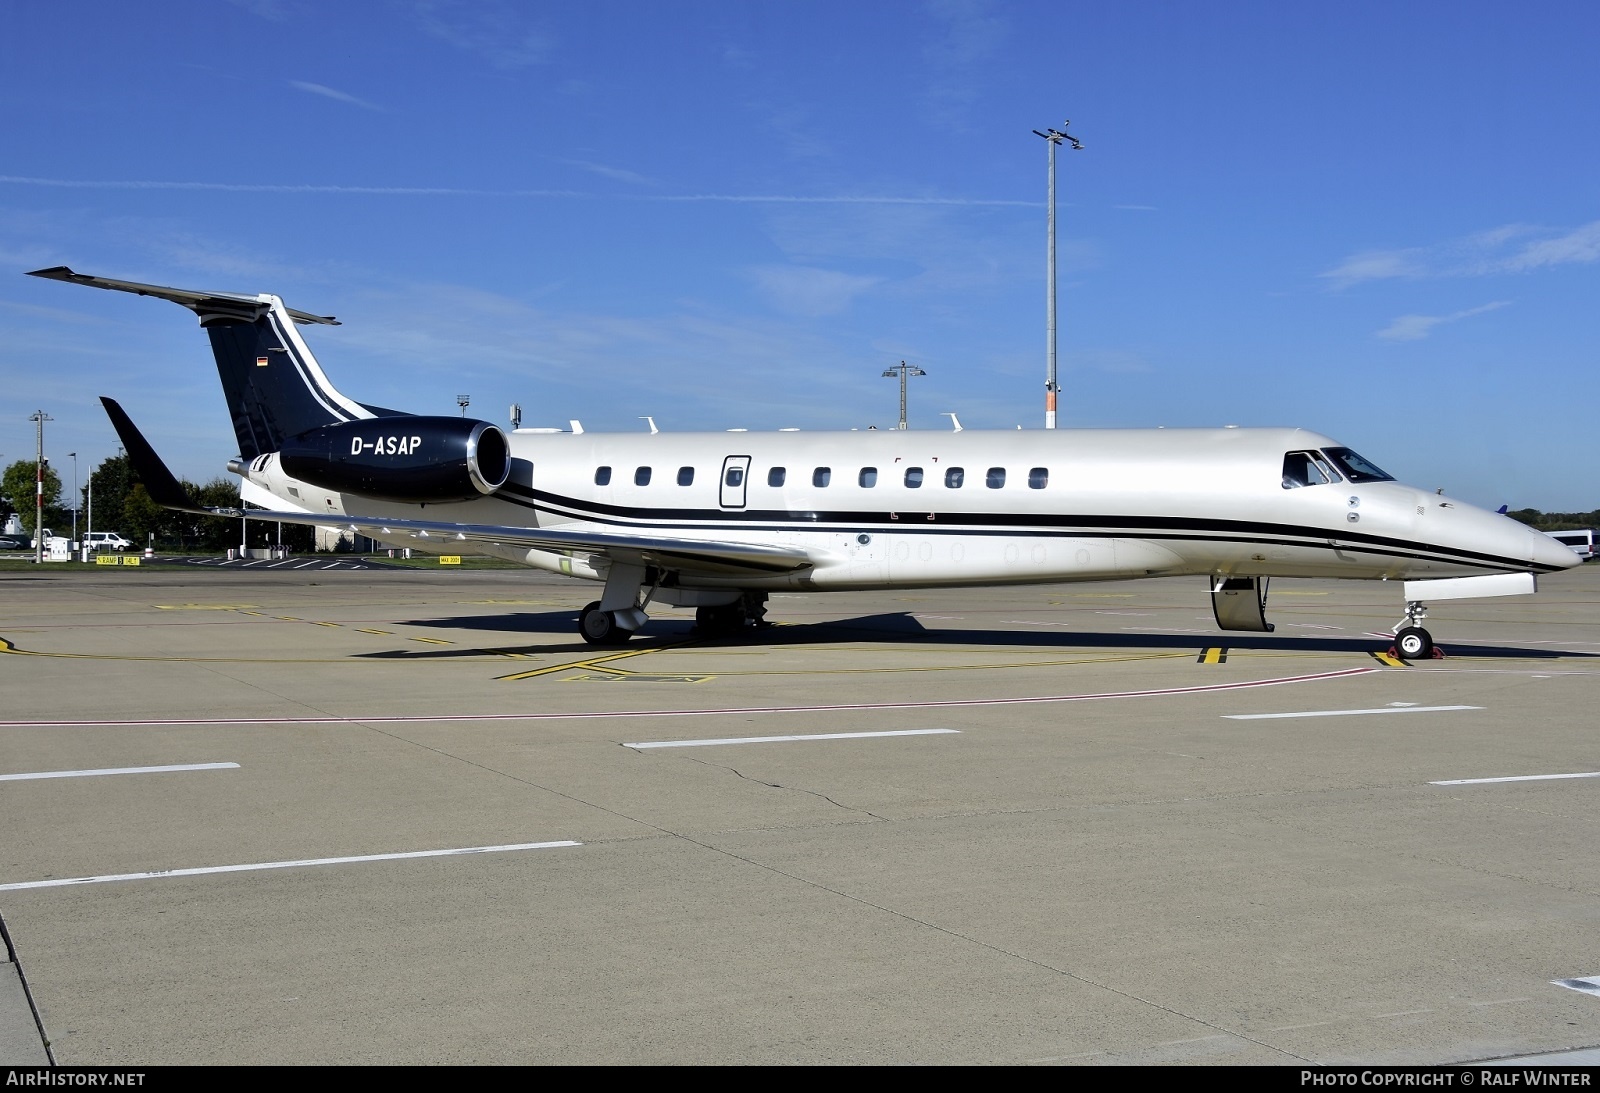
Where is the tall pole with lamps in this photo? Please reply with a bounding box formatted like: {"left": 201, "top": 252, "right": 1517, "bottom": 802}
{"left": 68, "top": 452, "right": 77, "bottom": 548}
{"left": 1032, "top": 121, "right": 1083, "bottom": 429}
{"left": 881, "top": 361, "right": 926, "bottom": 431}
{"left": 28, "top": 410, "right": 53, "bottom": 564}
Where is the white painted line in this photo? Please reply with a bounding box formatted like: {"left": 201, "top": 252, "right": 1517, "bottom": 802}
{"left": 625, "top": 728, "right": 961, "bottom": 749}
{"left": 0, "top": 667, "right": 1381, "bottom": 728}
{"left": 0, "top": 840, "right": 580, "bottom": 891}
{"left": 0, "top": 761, "right": 239, "bottom": 782}
{"left": 1554, "top": 977, "right": 1600, "bottom": 998}
{"left": 1432, "top": 771, "right": 1600, "bottom": 786}
{"left": 1224, "top": 705, "right": 1480, "bottom": 720}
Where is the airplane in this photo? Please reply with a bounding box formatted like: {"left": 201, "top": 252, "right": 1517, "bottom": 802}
{"left": 28, "top": 265, "right": 1580, "bottom": 657}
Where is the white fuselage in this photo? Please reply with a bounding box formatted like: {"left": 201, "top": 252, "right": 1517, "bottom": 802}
{"left": 242, "top": 425, "right": 1576, "bottom": 592}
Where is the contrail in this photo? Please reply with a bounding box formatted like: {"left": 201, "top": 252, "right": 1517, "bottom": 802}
{"left": 0, "top": 175, "right": 1035, "bottom": 206}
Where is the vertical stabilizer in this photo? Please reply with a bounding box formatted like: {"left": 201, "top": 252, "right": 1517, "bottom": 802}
{"left": 26, "top": 266, "right": 407, "bottom": 459}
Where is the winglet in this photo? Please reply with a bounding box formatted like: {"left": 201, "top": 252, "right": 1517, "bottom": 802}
{"left": 99, "top": 397, "right": 219, "bottom": 516}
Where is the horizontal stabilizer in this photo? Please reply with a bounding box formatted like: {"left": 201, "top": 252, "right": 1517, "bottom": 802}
{"left": 98, "top": 397, "right": 217, "bottom": 516}
{"left": 27, "top": 266, "right": 339, "bottom": 325}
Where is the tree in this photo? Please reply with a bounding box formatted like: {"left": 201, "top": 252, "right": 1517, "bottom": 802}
{"left": 1, "top": 460, "right": 64, "bottom": 536}
{"left": 86, "top": 455, "right": 133, "bottom": 536}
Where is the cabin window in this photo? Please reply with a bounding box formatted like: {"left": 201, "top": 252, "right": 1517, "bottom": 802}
{"left": 594, "top": 466, "right": 612, "bottom": 486}
{"left": 768, "top": 467, "right": 786, "bottom": 487}
{"left": 677, "top": 466, "right": 694, "bottom": 486}
{"left": 1028, "top": 467, "right": 1049, "bottom": 489}
{"left": 1281, "top": 451, "right": 1339, "bottom": 489}
{"left": 725, "top": 466, "right": 744, "bottom": 487}
{"left": 859, "top": 467, "right": 878, "bottom": 488}
{"left": 986, "top": 467, "right": 1006, "bottom": 489}
{"left": 1321, "top": 447, "right": 1394, "bottom": 483}
{"left": 904, "top": 467, "right": 924, "bottom": 488}
{"left": 813, "top": 467, "right": 831, "bottom": 487}
{"left": 634, "top": 466, "right": 652, "bottom": 486}
{"left": 945, "top": 467, "right": 964, "bottom": 488}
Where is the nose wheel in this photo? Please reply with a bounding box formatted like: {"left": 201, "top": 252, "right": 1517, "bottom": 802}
{"left": 1391, "top": 599, "right": 1441, "bottom": 660}
{"left": 1394, "top": 626, "right": 1434, "bottom": 660}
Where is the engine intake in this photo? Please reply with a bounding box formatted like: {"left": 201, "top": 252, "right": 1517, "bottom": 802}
{"left": 280, "top": 417, "right": 510, "bottom": 503}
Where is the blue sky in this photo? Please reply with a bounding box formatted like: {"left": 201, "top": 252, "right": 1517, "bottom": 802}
{"left": 2, "top": 0, "right": 1597, "bottom": 510}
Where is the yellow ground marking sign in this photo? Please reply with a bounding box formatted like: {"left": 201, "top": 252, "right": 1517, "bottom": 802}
{"left": 354, "top": 628, "right": 392, "bottom": 635}
{"left": 410, "top": 636, "right": 453, "bottom": 645}
{"left": 457, "top": 599, "right": 566, "bottom": 605}
{"left": 1197, "top": 647, "right": 1228, "bottom": 664}
{"left": 496, "top": 643, "right": 704, "bottom": 682}
{"left": 440, "top": 556, "right": 461, "bottom": 565}
{"left": 1370, "top": 650, "right": 1407, "bottom": 667}
{"left": 155, "top": 604, "right": 260, "bottom": 610}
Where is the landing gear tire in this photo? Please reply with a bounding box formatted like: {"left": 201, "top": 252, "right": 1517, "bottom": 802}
{"left": 695, "top": 602, "right": 746, "bottom": 637}
{"left": 579, "top": 601, "right": 634, "bottom": 646}
{"left": 1395, "top": 626, "right": 1434, "bottom": 660}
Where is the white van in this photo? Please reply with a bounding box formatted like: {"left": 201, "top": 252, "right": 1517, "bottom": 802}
{"left": 1544, "top": 529, "right": 1598, "bottom": 561}
{"left": 84, "top": 531, "right": 133, "bottom": 552}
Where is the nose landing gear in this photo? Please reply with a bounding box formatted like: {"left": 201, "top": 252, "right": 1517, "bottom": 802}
{"left": 1392, "top": 599, "right": 1442, "bottom": 660}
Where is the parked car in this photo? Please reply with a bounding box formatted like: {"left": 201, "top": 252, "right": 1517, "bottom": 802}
{"left": 1545, "top": 529, "right": 1599, "bottom": 562}
{"left": 0, "top": 534, "right": 28, "bottom": 550}
{"left": 84, "top": 531, "right": 133, "bottom": 552}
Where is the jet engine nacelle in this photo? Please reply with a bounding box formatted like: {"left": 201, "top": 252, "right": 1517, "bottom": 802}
{"left": 279, "top": 416, "right": 510, "bottom": 503}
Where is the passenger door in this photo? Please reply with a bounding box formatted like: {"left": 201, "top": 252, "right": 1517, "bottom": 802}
{"left": 719, "top": 455, "right": 751, "bottom": 509}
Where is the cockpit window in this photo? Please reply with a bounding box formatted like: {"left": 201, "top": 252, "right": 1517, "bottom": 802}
{"left": 1281, "top": 450, "right": 1340, "bottom": 489}
{"left": 1322, "top": 447, "right": 1394, "bottom": 483}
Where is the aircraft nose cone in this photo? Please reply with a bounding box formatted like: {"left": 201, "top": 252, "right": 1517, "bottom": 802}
{"left": 1531, "top": 527, "right": 1583, "bottom": 571}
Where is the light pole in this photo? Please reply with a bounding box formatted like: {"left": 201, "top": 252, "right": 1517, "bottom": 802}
{"left": 68, "top": 452, "right": 77, "bottom": 548}
{"left": 456, "top": 394, "right": 471, "bottom": 417}
{"left": 881, "top": 361, "right": 926, "bottom": 431}
{"left": 28, "top": 410, "right": 53, "bottom": 564}
{"left": 1032, "top": 120, "right": 1083, "bottom": 429}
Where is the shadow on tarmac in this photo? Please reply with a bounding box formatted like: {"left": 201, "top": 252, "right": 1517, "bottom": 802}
{"left": 355, "top": 610, "right": 1595, "bottom": 662}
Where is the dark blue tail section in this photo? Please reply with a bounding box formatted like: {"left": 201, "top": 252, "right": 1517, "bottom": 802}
{"left": 28, "top": 266, "right": 409, "bottom": 459}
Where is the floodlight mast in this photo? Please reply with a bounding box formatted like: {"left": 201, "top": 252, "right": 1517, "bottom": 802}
{"left": 1033, "top": 120, "right": 1083, "bottom": 429}
{"left": 881, "top": 361, "right": 926, "bottom": 431}
{"left": 28, "top": 410, "right": 52, "bottom": 564}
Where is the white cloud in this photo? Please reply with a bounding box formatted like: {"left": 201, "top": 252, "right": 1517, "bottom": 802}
{"left": 1324, "top": 219, "right": 1600, "bottom": 287}
{"left": 1500, "top": 220, "right": 1600, "bottom": 272}
{"left": 413, "top": 1, "right": 555, "bottom": 69}
{"left": 1376, "top": 300, "right": 1510, "bottom": 342}
{"left": 288, "top": 81, "right": 382, "bottom": 111}
{"left": 922, "top": 0, "right": 1009, "bottom": 127}
{"left": 747, "top": 266, "right": 882, "bottom": 316}
{"left": 1320, "top": 248, "right": 1427, "bottom": 289}
{"left": 558, "top": 159, "right": 652, "bottom": 186}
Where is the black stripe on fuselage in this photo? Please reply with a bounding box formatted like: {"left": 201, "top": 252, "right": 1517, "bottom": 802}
{"left": 480, "top": 482, "right": 1555, "bottom": 575}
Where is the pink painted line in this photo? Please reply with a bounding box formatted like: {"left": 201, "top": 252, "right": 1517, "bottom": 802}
{"left": 0, "top": 667, "right": 1378, "bottom": 728}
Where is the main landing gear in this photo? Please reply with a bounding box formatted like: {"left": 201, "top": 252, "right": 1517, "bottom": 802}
{"left": 693, "top": 593, "right": 769, "bottom": 639}
{"left": 578, "top": 561, "right": 653, "bottom": 646}
{"left": 576, "top": 560, "right": 770, "bottom": 646}
{"left": 1392, "top": 599, "right": 1441, "bottom": 660}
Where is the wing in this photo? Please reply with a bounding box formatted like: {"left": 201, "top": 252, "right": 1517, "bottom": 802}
{"left": 241, "top": 507, "right": 816, "bottom": 577}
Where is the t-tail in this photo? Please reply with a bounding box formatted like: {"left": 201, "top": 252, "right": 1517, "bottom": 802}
{"left": 26, "top": 266, "right": 405, "bottom": 459}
